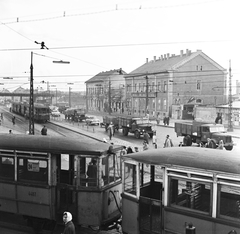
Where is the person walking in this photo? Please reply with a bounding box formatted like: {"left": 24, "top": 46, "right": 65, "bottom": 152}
{"left": 217, "top": 140, "right": 225, "bottom": 150}
{"left": 164, "top": 135, "right": 173, "bottom": 148}
{"left": 62, "top": 212, "right": 75, "bottom": 234}
{"left": 143, "top": 141, "right": 149, "bottom": 151}
{"left": 108, "top": 122, "right": 114, "bottom": 140}
{"left": 152, "top": 131, "right": 157, "bottom": 148}
{"left": 143, "top": 130, "right": 150, "bottom": 144}
{"left": 41, "top": 125, "right": 47, "bottom": 135}
{"left": 12, "top": 116, "right": 16, "bottom": 125}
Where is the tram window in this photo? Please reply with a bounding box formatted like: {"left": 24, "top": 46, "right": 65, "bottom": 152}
{"left": 17, "top": 158, "right": 48, "bottom": 184}
{"left": 61, "top": 154, "right": 69, "bottom": 170}
{"left": 102, "top": 153, "right": 121, "bottom": 186}
{"left": 169, "top": 178, "right": 211, "bottom": 214}
{"left": 219, "top": 184, "right": 240, "bottom": 220}
{"left": 140, "top": 164, "right": 151, "bottom": 186}
{"left": 0, "top": 156, "right": 14, "bottom": 180}
{"left": 124, "top": 163, "right": 137, "bottom": 196}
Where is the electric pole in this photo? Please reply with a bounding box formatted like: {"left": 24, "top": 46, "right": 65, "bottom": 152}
{"left": 228, "top": 60, "right": 233, "bottom": 132}
{"left": 29, "top": 51, "right": 35, "bottom": 135}
{"left": 145, "top": 75, "right": 149, "bottom": 116}
{"left": 108, "top": 79, "right": 111, "bottom": 115}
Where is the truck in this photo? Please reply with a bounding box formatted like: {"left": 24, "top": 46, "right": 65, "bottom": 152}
{"left": 100, "top": 116, "right": 119, "bottom": 132}
{"left": 64, "top": 108, "right": 86, "bottom": 122}
{"left": 118, "top": 116, "right": 154, "bottom": 139}
{"left": 175, "top": 121, "right": 234, "bottom": 150}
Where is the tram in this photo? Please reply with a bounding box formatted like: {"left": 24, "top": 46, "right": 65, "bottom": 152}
{"left": 0, "top": 134, "right": 123, "bottom": 231}
{"left": 11, "top": 101, "right": 50, "bottom": 122}
{"left": 121, "top": 147, "right": 240, "bottom": 234}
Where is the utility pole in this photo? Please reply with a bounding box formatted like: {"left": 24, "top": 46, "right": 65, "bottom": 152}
{"left": 145, "top": 75, "right": 149, "bottom": 116}
{"left": 108, "top": 79, "right": 111, "bottom": 115}
{"left": 29, "top": 51, "right": 35, "bottom": 135}
{"left": 69, "top": 87, "right": 71, "bottom": 108}
{"left": 228, "top": 60, "right": 233, "bottom": 132}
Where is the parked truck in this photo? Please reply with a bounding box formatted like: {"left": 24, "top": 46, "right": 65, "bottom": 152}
{"left": 119, "top": 116, "right": 154, "bottom": 139}
{"left": 175, "top": 121, "right": 234, "bottom": 150}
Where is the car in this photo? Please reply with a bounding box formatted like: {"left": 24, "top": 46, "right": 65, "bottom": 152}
{"left": 51, "top": 110, "right": 61, "bottom": 117}
{"left": 85, "top": 116, "right": 100, "bottom": 125}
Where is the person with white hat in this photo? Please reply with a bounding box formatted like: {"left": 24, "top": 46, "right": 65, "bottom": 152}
{"left": 62, "top": 211, "right": 75, "bottom": 234}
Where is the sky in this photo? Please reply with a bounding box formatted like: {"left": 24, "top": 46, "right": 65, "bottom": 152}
{"left": 0, "top": 0, "right": 239, "bottom": 92}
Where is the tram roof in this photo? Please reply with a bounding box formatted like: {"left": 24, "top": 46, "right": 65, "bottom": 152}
{"left": 123, "top": 147, "right": 240, "bottom": 175}
{"left": 0, "top": 134, "right": 122, "bottom": 156}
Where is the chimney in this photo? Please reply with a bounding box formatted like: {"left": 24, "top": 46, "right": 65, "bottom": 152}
{"left": 167, "top": 53, "right": 170, "bottom": 59}
{"left": 180, "top": 50, "right": 183, "bottom": 57}
{"left": 186, "top": 49, "right": 189, "bottom": 56}
{"left": 154, "top": 56, "right": 156, "bottom": 62}
{"left": 146, "top": 58, "right": 148, "bottom": 63}
{"left": 161, "top": 55, "right": 164, "bottom": 60}
{"left": 164, "top": 54, "right": 167, "bottom": 60}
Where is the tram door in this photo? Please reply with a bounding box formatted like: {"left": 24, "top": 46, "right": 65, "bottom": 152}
{"left": 56, "top": 154, "right": 77, "bottom": 219}
{"left": 139, "top": 165, "right": 163, "bottom": 234}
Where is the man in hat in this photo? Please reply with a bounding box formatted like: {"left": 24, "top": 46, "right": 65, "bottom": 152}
{"left": 62, "top": 211, "right": 75, "bottom": 234}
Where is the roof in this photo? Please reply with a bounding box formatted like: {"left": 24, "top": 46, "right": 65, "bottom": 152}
{"left": 85, "top": 69, "right": 126, "bottom": 83}
{"left": 125, "top": 50, "right": 226, "bottom": 78}
{"left": 122, "top": 147, "right": 240, "bottom": 175}
{"left": 0, "top": 134, "right": 123, "bottom": 156}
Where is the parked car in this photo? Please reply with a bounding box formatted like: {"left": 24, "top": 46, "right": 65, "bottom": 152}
{"left": 51, "top": 110, "right": 61, "bottom": 117}
{"left": 85, "top": 116, "right": 100, "bottom": 125}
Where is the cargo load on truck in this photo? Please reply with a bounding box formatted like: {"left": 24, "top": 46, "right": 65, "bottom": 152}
{"left": 101, "top": 116, "right": 119, "bottom": 132}
{"left": 175, "top": 120, "right": 234, "bottom": 150}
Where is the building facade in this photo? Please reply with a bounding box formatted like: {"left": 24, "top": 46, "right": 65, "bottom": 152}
{"left": 85, "top": 69, "right": 126, "bottom": 114}
{"left": 124, "top": 49, "right": 227, "bottom": 119}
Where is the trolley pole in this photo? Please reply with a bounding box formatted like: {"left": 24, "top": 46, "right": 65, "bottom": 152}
{"left": 29, "top": 51, "right": 35, "bottom": 135}
{"left": 228, "top": 60, "right": 233, "bottom": 132}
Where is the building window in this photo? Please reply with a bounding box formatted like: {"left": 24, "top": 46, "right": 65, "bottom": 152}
{"left": 158, "top": 99, "right": 161, "bottom": 110}
{"left": 153, "top": 99, "right": 155, "bottom": 109}
{"left": 152, "top": 82, "right": 155, "bottom": 92}
{"left": 164, "top": 81, "right": 167, "bottom": 92}
{"left": 143, "top": 83, "right": 145, "bottom": 92}
{"left": 197, "top": 80, "right": 201, "bottom": 90}
{"left": 139, "top": 83, "right": 141, "bottom": 91}
{"left": 158, "top": 82, "right": 161, "bottom": 91}
{"left": 163, "top": 99, "right": 167, "bottom": 110}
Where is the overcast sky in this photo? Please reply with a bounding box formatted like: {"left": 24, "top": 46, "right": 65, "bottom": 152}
{"left": 0, "top": 0, "right": 239, "bottom": 92}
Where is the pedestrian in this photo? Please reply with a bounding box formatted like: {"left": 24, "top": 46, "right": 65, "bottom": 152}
{"left": 127, "top": 146, "right": 133, "bottom": 154}
{"left": 62, "top": 212, "right": 75, "bottom": 234}
{"left": 9, "top": 130, "right": 12, "bottom": 134}
{"left": 152, "top": 131, "right": 157, "bottom": 148}
{"left": 156, "top": 112, "right": 160, "bottom": 125}
{"left": 163, "top": 135, "right": 173, "bottom": 148}
{"left": 143, "top": 130, "right": 150, "bottom": 144}
{"left": 12, "top": 116, "right": 15, "bottom": 125}
{"left": 143, "top": 141, "right": 149, "bottom": 151}
{"left": 120, "top": 146, "right": 127, "bottom": 156}
{"left": 183, "top": 135, "right": 192, "bottom": 146}
{"left": 108, "top": 122, "right": 114, "bottom": 140}
{"left": 134, "top": 146, "right": 139, "bottom": 152}
{"left": 41, "top": 125, "right": 47, "bottom": 135}
{"left": 205, "top": 138, "right": 216, "bottom": 149}
{"left": 217, "top": 140, "right": 225, "bottom": 150}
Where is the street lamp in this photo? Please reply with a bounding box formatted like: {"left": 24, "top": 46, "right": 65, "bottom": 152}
{"left": 29, "top": 51, "right": 70, "bottom": 135}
